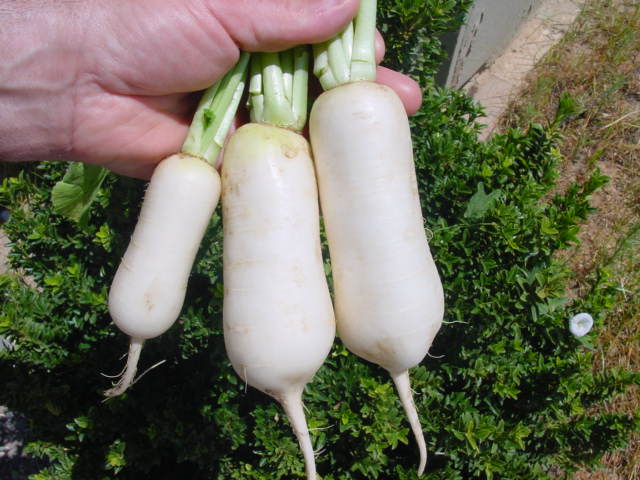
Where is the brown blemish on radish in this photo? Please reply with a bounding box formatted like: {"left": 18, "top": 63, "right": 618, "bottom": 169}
{"left": 144, "top": 292, "right": 154, "bottom": 312}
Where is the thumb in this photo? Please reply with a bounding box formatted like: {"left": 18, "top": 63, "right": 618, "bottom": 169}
{"left": 207, "top": 0, "right": 360, "bottom": 52}
{"left": 92, "top": 0, "right": 358, "bottom": 95}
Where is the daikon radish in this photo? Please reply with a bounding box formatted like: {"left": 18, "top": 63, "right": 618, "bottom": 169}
{"left": 309, "top": 1, "right": 444, "bottom": 474}
{"left": 221, "top": 48, "right": 334, "bottom": 480}
{"left": 106, "top": 53, "right": 249, "bottom": 397}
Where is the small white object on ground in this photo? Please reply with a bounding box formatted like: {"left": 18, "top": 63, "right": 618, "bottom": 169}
{"left": 569, "top": 313, "right": 594, "bottom": 337}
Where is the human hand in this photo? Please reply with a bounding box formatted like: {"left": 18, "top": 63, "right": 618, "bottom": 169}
{"left": 0, "top": 0, "right": 422, "bottom": 179}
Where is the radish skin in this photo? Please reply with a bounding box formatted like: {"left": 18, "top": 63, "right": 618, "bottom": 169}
{"left": 222, "top": 123, "right": 335, "bottom": 480}
{"left": 104, "top": 54, "right": 248, "bottom": 397}
{"left": 106, "top": 153, "right": 220, "bottom": 396}
{"left": 310, "top": 81, "right": 444, "bottom": 475}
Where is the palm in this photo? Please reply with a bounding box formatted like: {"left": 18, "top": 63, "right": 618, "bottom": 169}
{"left": 69, "top": 0, "right": 240, "bottom": 178}
{"left": 72, "top": 87, "right": 197, "bottom": 179}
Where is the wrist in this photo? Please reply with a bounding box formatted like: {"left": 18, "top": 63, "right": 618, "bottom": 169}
{"left": 0, "top": 1, "right": 87, "bottom": 162}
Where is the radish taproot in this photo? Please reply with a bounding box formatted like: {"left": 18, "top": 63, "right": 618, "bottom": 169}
{"left": 105, "top": 53, "right": 250, "bottom": 397}
{"left": 222, "top": 48, "right": 334, "bottom": 480}
{"left": 309, "top": 0, "right": 444, "bottom": 474}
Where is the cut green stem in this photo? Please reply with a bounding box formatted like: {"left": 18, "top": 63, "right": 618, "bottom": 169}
{"left": 341, "top": 22, "right": 354, "bottom": 66}
{"left": 313, "top": 42, "right": 339, "bottom": 91}
{"left": 350, "top": 0, "right": 377, "bottom": 82}
{"left": 291, "top": 47, "right": 309, "bottom": 129}
{"left": 247, "top": 47, "right": 309, "bottom": 132}
{"left": 248, "top": 57, "right": 265, "bottom": 123}
{"left": 182, "top": 51, "right": 250, "bottom": 165}
{"left": 281, "top": 49, "right": 294, "bottom": 103}
{"left": 261, "top": 52, "right": 296, "bottom": 128}
{"left": 313, "top": 0, "right": 377, "bottom": 90}
{"left": 327, "top": 35, "right": 350, "bottom": 86}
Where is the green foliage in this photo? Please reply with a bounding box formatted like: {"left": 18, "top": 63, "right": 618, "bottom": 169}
{"left": 1, "top": 1, "right": 637, "bottom": 479}
{"left": 51, "top": 163, "right": 109, "bottom": 226}
{"left": 378, "top": 0, "right": 473, "bottom": 81}
{"left": 407, "top": 87, "right": 639, "bottom": 478}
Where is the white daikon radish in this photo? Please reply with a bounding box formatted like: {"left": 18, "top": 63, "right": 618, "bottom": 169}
{"left": 309, "top": 1, "right": 444, "bottom": 474}
{"left": 105, "top": 53, "right": 249, "bottom": 397}
{"left": 221, "top": 48, "right": 334, "bottom": 480}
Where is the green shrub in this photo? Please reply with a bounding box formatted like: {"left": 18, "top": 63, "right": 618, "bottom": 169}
{"left": 1, "top": 1, "right": 638, "bottom": 479}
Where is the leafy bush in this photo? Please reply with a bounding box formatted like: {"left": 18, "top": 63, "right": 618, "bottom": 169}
{"left": 1, "top": 1, "right": 638, "bottom": 479}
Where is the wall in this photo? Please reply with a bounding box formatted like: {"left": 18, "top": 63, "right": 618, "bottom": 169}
{"left": 438, "top": 0, "right": 543, "bottom": 89}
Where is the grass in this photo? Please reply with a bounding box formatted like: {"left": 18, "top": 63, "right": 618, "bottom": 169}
{"left": 500, "top": 0, "right": 640, "bottom": 477}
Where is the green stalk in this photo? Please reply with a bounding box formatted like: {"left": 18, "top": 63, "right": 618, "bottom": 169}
{"left": 291, "top": 47, "right": 309, "bottom": 130}
{"left": 248, "top": 57, "right": 265, "bottom": 124}
{"left": 350, "top": 0, "right": 377, "bottom": 82}
{"left": 313, "top": 42, "right": 339, "bottom": 91}
{"left": 182, "top": 52, "right": 250, "bottom": 165}
{"left": 312, "top": 0, "right": 377, "bottom": 89}
{"left": 261, "top": 52, "right": 295, "bottom": 128}
{"left": 247, "top": 46, "right": 309, "bottom": 132}
{"left": 341, "top": 22, "right": 354, "bottom": 66}
{"left": 327, "top": 35, "right": 350, "bottom": 86}
{"left": 281, "top": 49, "right": 294, "bottom": 104}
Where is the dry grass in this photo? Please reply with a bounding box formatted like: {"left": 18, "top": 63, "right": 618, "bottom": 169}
{"left": 500, "top": 0, "right": 640, "bottom": 478}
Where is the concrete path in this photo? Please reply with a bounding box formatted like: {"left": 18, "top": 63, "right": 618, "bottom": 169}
{"left": 464, "top": 0, "right": 585, "bottom": 139}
